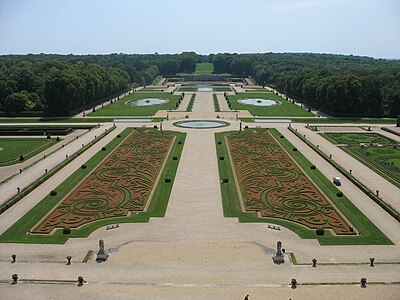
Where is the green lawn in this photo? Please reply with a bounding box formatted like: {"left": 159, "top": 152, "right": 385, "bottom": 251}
{"left": 0, "top": 138, "right": 58, "bottom": 166}
{"left": 321, "top": 132, "right": 397, "bottom": 145}
{"left": 215, "top": 128, "right": 392, "bottom": 245}
{"left": 240, "top": 117, "right": 397, "bottom": 124}
{"left": 228, "top": 93, "right": 314, "bottom": 117}
{"left": 195, "top": 63, "right": 214, "bottom": 75}
{"left": 88, "top": 92, "right": 180, "bottom": 116}
{"left": 0, "top": 128, "right": 186, "bottom": 244}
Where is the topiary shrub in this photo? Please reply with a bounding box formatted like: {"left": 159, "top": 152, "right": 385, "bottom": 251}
{"left": 81, "top": 164, "right": 87, "bottom": 169}
{"left": 63, "top": 226, "right": 71, "bottom": 234}
{"left": 117, "top": 134, "right": 121, "bottom": 138}
{"left": 56, "top": 136, "right": 61, "bottom": 142}
{"left": 280, "top": 135, "right": 284, "bottom": 139}
{"left": 19, "top": 154, "right": 24, "bottom": 161}
{"left": 102, "top": 147, "right": 106, "bottom": 151}
{"left": 50, "top": 190, "right": 57, "bottom": 196}
{"left": 316, "top": 227, "right": 325, "bottom": 236}
{"left": 336, "top": 191, "right": 344, "bottom": 197}
{"left": 172, "top": 156, "right": 178, "bottom": 160}
{"left": 217, "top": 141, "right": 222, "bottom": 145}
{"left": 293, "top": 148, "right": 297, "bottom": 151}
{"left": 310, "top": 165, "right": 316, "bottom": 170}
{"left": 153, "top": 125, "right": 158, "bottom": 129}
{"left": 165, "top": 177, "right": 171, "bottom": 183}
{"left": 219, "top": 156, "right": 224, "bottom": 160}
{"left": 178, "top": 141, "right": 182, "bottom": 145}
{"left": 47, "top": 134, "right": 51, "bottom": 139}
{"left": 222, "top": 177, "right": 229, "bottom": 183}
{"left": 244, "top": 125, "right": 249, "bottom": 129}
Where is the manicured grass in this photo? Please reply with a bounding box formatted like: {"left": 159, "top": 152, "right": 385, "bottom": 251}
{"left": 88, "top": 92, "right": 180, "bottom": 116}
{"left": 215, "top": 129, "right": 392, "bottom": 245}
{"left": 228, "top": 93, "right": 314, "bottom": 117}
{"left": 194, "top": 63, "right": 214, "bottom": 75}
{"left": 321, "top": 132, "right": 397, "bottom": 145}
{"left": 341, "top": 145, "right": 400, "bottom": 188}
{"left": 0, "top": 138, "right": 58, "bottom": 166}
{"left": 0, "top": 128, "right": 186, "bottom": 244}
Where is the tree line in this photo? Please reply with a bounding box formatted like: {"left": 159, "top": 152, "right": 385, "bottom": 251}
{"left": 211, "top": 53, "right": 400, "bottom": 117}
{"left": 0, "top": 52, "right": 199, "bottom": 115}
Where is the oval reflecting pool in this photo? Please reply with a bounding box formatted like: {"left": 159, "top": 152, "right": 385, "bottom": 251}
{"left": 175, "top": 120, "right": 229, "bottom": 129}
{"left": 127, "top": 98, "right": 168, "bottom": 106}
{"left": 239, "top": 98, "right": 279, "bottom": 106}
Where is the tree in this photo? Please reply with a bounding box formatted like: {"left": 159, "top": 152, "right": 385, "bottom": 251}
{"left": 3, "top": 91, "right": 29, "bottom": 113}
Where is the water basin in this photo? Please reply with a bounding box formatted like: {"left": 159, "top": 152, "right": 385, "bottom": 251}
{"left": 197, "top": 87, "right": 213, "bottom": 92}
{"left": 175, "top": 120, "right": 229, "bottom": 129}
{"left": 239, "top": 98, "right": 279, "bottom": 106}
{"left": 127, "top": 98, "right": 168, "bottom": 106}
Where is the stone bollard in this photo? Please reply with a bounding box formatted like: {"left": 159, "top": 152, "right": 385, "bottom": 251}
{"left": 360, "top": 278, "right": 367, "bottom": 288}
{"left": 78, "top": 276, "right": 84, "bottom": 286}
{"left": 291, "top": 278, "right": 297, "bottom": 289}
{"left": 376, "top": 190, "right": 379, "bottom": 196}
{"left": 329, "top": 154, "right": 332, "bottom": 159}
{"left": 11, "top": 254, "right": 16, "bottom": 263}
{"left": 350, "top": 169, "right": 352, "bottom": 175}
{"left": 312, "top": 258, "right": 317, "bottom": 267}
{"left": 67, "top": 256, "right": 72, "bottom": 265}
{"left": 45, "top": 169, "right": 47, "bottom": 174}
{"left": 370, "top": 258, "right": 375, "bottom": 267}
{"left": 12, "top": 274, "right": 18, "bottom": 283}
{"left": 17, "top": 187, "right": 20, "bottom": 193}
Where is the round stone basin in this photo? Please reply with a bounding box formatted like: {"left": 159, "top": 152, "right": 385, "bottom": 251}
{"left": 239, "top": 98, "right": 279, "bottom": 106}
{"left": 127, "top": 98, "right": 168, "bottom": 106}
{"left": 175, "top": 120, "right": 228, "bottom": 129}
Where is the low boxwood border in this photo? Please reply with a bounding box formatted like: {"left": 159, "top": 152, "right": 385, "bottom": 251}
{"left": 0, "top": 128, "right": 186, "bottom": 244}
{"left": 215, "top": 129, "right": 393, "bottom": 245}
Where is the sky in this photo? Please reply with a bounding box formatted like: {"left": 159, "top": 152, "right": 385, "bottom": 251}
{"left": 0, "top": 0, "right": 399, "bottom": 58}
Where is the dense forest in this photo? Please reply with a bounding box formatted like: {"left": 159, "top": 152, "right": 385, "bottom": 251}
{"left": 212, "top": 53, "right": 400, "bottom": 117}
{"left": 0, "top": 52, "right": 199, "bottom": 116}
{"left": 0, "top": 52, "right": 399, "bottom": 117}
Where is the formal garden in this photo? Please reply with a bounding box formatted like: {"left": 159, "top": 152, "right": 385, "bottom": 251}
{"left": 215, "top": 128, "right": 392, "bottom": 245}
{"left": 321, "top": 132, "right": 400, "bottom": 188}
{"left": 88, "top": 92, "right": 180, "bottom": 116}
{"left": 0, "top": 128, "right": 186, "bottom": 243}
{"left": 227, "top": 92, "right": 314, "bottom": 117}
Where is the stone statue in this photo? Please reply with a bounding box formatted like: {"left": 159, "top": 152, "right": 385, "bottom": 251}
{"left": 96, "top": 239, "right": 108, "bottom": 261}
{"left": 272, "top": 240, "right": 284, "bottom": 263}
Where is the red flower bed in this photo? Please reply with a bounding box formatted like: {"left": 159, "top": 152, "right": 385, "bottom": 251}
{"left": 227, "top": 130, "right": 353, "bottom": 235}
{"left": 34, "top": 130, "right": 173, "bottom": 234}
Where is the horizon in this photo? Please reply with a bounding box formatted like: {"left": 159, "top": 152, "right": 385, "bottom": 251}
{"left": 0, "top": 0, "right": 399, "bottom": 59}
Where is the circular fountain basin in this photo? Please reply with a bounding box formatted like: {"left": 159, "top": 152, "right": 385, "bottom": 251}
{"left": 174, "top": 120, "right": 229, "bottom": 129}
{"left": 239, "top": 98, "right": 279, "bottom": 106}
{"left": 127, "top": 98, "right": 168, "bottom": 106}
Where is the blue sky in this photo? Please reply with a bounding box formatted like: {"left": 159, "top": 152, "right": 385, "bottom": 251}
{"left": 0, "top": 0, "right": 399, "bottom": 58}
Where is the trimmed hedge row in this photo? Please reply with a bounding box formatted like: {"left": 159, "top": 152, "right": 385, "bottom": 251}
{"left": 288, "top": 126, "right": 400, "bottom": 222}
{"left": 0, "top": 126, "right": 116, "bottom": 215}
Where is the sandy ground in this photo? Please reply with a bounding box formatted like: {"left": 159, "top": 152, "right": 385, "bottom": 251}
{"left": 0, "top": 90, "right": 399, "bottom": 299}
